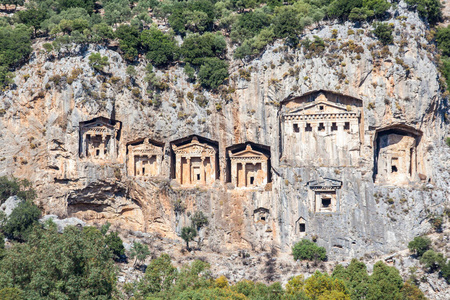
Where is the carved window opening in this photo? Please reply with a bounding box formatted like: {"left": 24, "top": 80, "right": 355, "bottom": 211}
{"left": 305, "top": 123, "right": 312, "bottom": 132}
{"left": 331, "top": 122, "right": 338, "bottom": 131}
{"left": 322, "top": 198, "right": 331, "bottom": 209}
{"left": 344, "top": 122, "right": 350, "bottom": 131}
{"left": 299, "top": 223, "right": 306, "bottom": 232}
{"left": 319, "top": 105, "right": 324, "bottom": 111}
{"left": 293, "top": 123, "right": 299, "bottom": 133}
{"left": 318, "top": 123, "right": 325, "bottom": 131}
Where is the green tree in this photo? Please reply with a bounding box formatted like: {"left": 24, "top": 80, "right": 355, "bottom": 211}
{"left": 190, "top": 211, "right": 208, "bottom": 231}
{"left": 198, "top": 57, "right": 229, "bottom": 89}
{"left": 137, "top": 253, "right": 178, "bottom": 296}
{"left": 332, "top": 259, "right": 370, "bottom": 300}
{"left": 372, "top": 22, "right": 393, "bottom": 45}
{"left": 420, "top": 249, "right": 445, "bottom": 272}
{"left": 0, "top": 226, "right": 116, "bottom": 298}
{"left": 273, "top": 6, "right": 303, "bottom": 40}
{"left": 140, "top": 26, "right": 179, "bottom": 66}
{"left": 184, "top": 63, "right": 196, "bottom": 81}
{"left": 408, "top": 236, "right": 431, "bottom": 257}
{"left": 103, "top": 0, "right": 132, "bottom": 25}
{"left": 105, "top": 231, "right": 125, "bottom": 260}
{"left": 57, "top": 0, "right": 95, "bottom": 13}
{"left": 303, "top": 271, "right": 350, "bottom": 300}
{"left": 349, "top": 7, "right": 374, "bottom": 21}
{"left": 2, "top": 201, "right": 41, "bottom": 241}
{"left": 405, "top": 0, "right": 442, "bottom": 25}
{"left": 363, "top": 0, "right": 391, "bottom": 16}
{"left": 129, "top": 241, "right": 150, "bottom": 267}
{"left": 115, "top": 24, "right": 140, "bottom": 61}
{"left": 181, "top": 226, "right": 197, "bottom": 249}
{"left": 292, "top": 239, "right": 327, "bottom": 261}
{"left": 367, "top": 261, "right": 404, "bottom": 300}
{"left": 0, "top": 288, "right": 23, "bottom": 300}
{"left": 441, "top": 260, "right": 450, "bottom": 283}
{"left": 180, "top": 32, "right": 227, "bottom": 65}
{"left": 436, "top": 26, "right": 450, "bottom": 57}
{"left": 88, "top": 52, "right": 109, "bottom": 72}
{"left": 401, "top": 281, "right": 427, "bottom": 300}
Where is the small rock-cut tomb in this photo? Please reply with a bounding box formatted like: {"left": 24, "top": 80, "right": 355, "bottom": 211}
{"left": 307, "top": 178, "right": 342, "bottom": 213}
{"left": 172, "top": 136, "right": 218, "bottom": 186}
{"left": 374, "top": 125, "right": 422, "bottom": 185}
{"left": 127, "top": 138, "right": 164, "bottom": 178}
{"left": 228, "top": 144, "right": 269, "bottom": 188}
{"left": 79, "top": 117, "right": 120, "bottom": 160}
{"left": 281, "top": 91, "right": 362, "bottom": 166}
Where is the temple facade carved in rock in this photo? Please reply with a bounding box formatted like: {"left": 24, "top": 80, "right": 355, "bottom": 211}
{"left": 171, "top": 136, "right": 218, "bottom": 186}
{"left": 79, "top": 117, "right": 121, "bottom": 160}
{"left": 281, "top": 91, "right": 362, "bottom": 167}
{"left": 127, "top": 138, "right": 164, "bottom": 178}
{"left": 228, "top": 144, "right": 269, "bottom": 188}
{"left": 374, "top": 125, "right": 423, "bottom": 185}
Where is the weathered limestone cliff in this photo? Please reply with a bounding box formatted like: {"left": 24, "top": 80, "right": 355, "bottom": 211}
{"left": 0, "top": 2, "right": 449, "bottom": 264}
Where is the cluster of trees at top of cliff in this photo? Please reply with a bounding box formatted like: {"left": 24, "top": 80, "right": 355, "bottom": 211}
{"left": 0, "top": 0, "right": 446, "bottom": 90}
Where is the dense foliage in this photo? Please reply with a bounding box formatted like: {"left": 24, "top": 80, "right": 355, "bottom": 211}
{"left": 0, "top": 225, "right": 117, "bottom": 299}
{"left": 292, "top": 239, "right": 327, "bottom": 261}
{"left": 0, "top": 0, "right": 443, "bottom": 90}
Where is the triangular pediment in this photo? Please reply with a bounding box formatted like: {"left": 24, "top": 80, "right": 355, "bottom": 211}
{"left": 307, "top": 178, "right": 342, "bottom": 189}
{"left": 230, "top": 145, "right": 267, "bottom": 159}
{"left": 286, "top": 100, "right": 350, "bottom": 115}
{"left": 129, "top": 139, "right": 163, "bottom": 154}
{"left": 172, "top": 138, "right": 216, "bottom": 153}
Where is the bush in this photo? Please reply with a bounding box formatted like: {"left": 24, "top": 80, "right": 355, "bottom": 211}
{"left": 105, "top": 231, "right": 125, "bottom": 260}
{"left": 408, "top": 236, "right": 431, "bottom": 257}
{"left": 180, "top": 32, "right": 226, "bottom": 66}
{"left": 88, "top": 53, "right": 109, "bottom": 72}
{"left": 292, "top": 239, "right": 327, "bottom": 261}
{"left": 115, "top": 25, "right": 140, "bottom": 61}
{"left": 181, "top": 226, "right": 197, "bottom": 249}
{"left": 0, "top": 176, "right": 35, "bottom": 204}
{"left": 373, "top": 22, "right": 393, "bottom": 45}
{"left": 436, "top": 26, "right": 450, "bottom": 57}
{"left": 405, "top": 0, "right": 442, "bottom": 25}
{"left": 2, "top": 201, "right": 41, "bottom": 240}
{"left": 420, "top": 250, "right": 445, "bottom": 271}
{"left": 129, "top": 241, "right": 150, "bottom": 267}
{"left": 198, "top": 57, "right": 228, "bottom": 89}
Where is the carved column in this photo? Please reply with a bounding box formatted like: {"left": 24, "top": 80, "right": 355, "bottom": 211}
{"left": 211, "top": 155, "right": 216, "bottom": 183}
{"left": 200, "top": 157, "right": 205, "bottom": 185}
{"left": 187, "top": 157, "right": 191, "bottom": 185}
{"left": 243, "top": 162, "right": 247, "bottom": 187}
{"left": 231, "top": 159, "right": 237, "bottom": 186}
{"left": 175, "top": 154, "right": 181, "bottom": 184}
{"left": 157, "top": 154, "right": 162, "bottom": 176}
{"left": 262, "top": 159, "right": 268, "bottom": 185}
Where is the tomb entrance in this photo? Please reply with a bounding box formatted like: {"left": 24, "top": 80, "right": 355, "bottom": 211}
{"left": 307, "top": 178, "right": 342, "bottom": 213}
{"left": 171, "top": 136, "right": 218, "bottom": 187}
{"left": 281, "top": 90, "right": 362, "bottom": 166}
{"left": 79, "top": 117, "right": 121, "bottom": 160}
{"left": 374, "top": 125, "right": 422, "bottom": 185}
{"left": 227, "top": 143, "right": 271, "bottom": 188}
{"left": 127, "top": 138, "right": 164, "bottom": 178}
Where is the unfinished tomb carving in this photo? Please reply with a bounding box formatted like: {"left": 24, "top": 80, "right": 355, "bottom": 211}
{"left": 307, "top": 178, "right": 342, "bottom": 213}
{"left": 374, "top": 125, "right": 423, "bottom": 185}
{"left": 254, "top": 207, "right": 269, "bottom": 223}
{"left": 79, "top": 117, "right": 121, "bottom": 160}
{"left": 172, "top": 136, "right": 218, "bottom": 186}
{"left": 227, "top": 143, "right": 270, "bottom": 188}
{"left": 281, "top": 90, "right": 362, "bottom": 166}
{"left": 295, "top": 217, "right": 306, "bottom": 235}
{"left": 127, "top": 139, "right": 164, "bottom": 178}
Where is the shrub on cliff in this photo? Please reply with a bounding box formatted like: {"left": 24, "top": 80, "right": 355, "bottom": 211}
{"left": 292, "top": 239, "right": 327, "bottom": 261}
{"left": 408, "top": 236, "right": 431, "bottom": 257}
{"left": 181, "top": 226, "right": 197, "bottom": 250}
{"left": 198, "top": 57, "right": 229, "bottom": 89}
{"left": 372, "top": 22, "right": 393, "bottom": 45}
{"left": 2, "top": 200, "right": 40, "bottom": 241}
{"left": 140, "top": 26, "right": 179, "bottom": 66}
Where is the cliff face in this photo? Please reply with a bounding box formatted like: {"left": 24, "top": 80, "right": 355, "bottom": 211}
{"left": 0, "top": 3, "right": 449, "bottom": 260}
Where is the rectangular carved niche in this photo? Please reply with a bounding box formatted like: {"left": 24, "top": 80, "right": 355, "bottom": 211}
{"left": 307, "top": 178, "right": 342, "bottom": 213}
{"left": 281, "top": 91, "right": 362, "bottom": 167}
{"left": 79, "top": 117, "right": 121, "bottom": 160}
{"left": 127, "top": 138, "right": 164, "bottom": 178}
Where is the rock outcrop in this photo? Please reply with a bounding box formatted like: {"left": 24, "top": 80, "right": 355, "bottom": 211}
{"left": 0, "top": 2, "right": 449, "bottom": 263}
